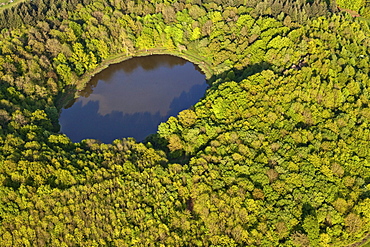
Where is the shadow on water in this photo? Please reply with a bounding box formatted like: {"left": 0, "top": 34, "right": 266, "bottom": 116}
{"left": 168, "top": 83, "right": 208, "bottom": 116}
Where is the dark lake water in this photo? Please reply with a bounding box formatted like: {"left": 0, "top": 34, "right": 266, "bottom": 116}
{"left": 59, "top": 55, "right": 207, "bottom": 143}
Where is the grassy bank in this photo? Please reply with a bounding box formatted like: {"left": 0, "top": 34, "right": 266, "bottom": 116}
{"left": 0, "top": 0, "right": 26, "bottom": 11}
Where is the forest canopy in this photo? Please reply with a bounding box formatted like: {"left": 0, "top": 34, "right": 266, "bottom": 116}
{"left": 0, "top": 0, "right": 370, "bottom": 246}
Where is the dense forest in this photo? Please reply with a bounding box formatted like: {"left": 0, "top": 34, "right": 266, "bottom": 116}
{"left": 0, "top": 0, "right": 370, "bottom": 246}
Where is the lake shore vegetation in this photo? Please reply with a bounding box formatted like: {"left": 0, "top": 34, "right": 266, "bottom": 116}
{"left": 0, "top": 0, "right": 370, "bottom": 246}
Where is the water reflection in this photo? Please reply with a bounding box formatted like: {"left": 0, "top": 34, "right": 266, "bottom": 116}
{"left": 60, "top": 55, "right": 207, "bottom": 143}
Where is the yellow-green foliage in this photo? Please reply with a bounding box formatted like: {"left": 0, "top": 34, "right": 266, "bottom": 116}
{"left": 337, "top": 0, "right": 363, "bottom": 12}
{"left": 0, "top": 0, "right": 369, "bottom": 246}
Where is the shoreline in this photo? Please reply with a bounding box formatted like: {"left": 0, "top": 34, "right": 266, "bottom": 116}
{"left": 56, "top": 48, "right": 214, "bottom": 111}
